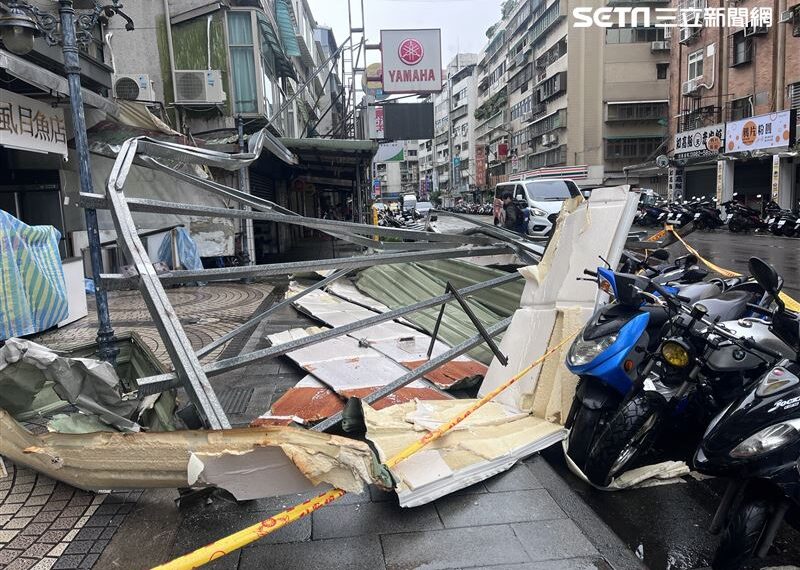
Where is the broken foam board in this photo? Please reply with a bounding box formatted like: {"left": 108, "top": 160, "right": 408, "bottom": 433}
{"left": 366, "top": 186, "right": 640, "bottom": 506}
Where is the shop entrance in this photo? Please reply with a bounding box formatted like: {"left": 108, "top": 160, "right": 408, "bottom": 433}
{"left": 734, "top": 159, "right": 772, "bottom": 210}
{"left": 683, "top": 167, "right": 717, "bottom": 200}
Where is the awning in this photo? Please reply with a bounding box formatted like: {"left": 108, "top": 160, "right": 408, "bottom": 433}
{"left": 275, "top": 0, "right": 301, "bottom": 57}
{"left": 256, "top": 12, "right": 297, "bottom": 80}
{"left": 0, "top": 49, "right": 118, "bottom": 116}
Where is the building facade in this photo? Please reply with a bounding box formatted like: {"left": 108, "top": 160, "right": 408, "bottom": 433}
{"left": 667, "top": 0, "right": 800, "bottom": 209}
{"left": 470, "top": 0, "right": 671, "bottom": 192}
{"left": 1, "top": 0, "right": 354, "bottom": 270}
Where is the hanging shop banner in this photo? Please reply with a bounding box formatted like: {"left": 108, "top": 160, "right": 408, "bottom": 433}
{"left": 474, "top": 144, "right": 487, "bottom": 187}
{"left": 725, "top": 110, "right": 796, "bottom": 154}
{"left": 367, "top": 106, "right": 385, "bottom": 140}
{"left": 381, "top": 29, "right": 443, "bottom": 94}
{"left": 0, "top": 88, "right": 67, "bottom": 157}
{"left": 674, "top": 124, "right": 725, "bottom": 159}
{"left": 771, "top": 154, "right": 781, "bottom": 202}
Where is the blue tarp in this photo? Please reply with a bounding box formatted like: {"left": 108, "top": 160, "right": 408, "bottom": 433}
{"left": 0, "top": 210, "right": 69, "bottom": 340}
{"left": 157, "top": 227, "right": 204, "bottom": 271}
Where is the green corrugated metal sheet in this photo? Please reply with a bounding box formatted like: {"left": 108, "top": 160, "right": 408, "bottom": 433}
{"left": 416, "top": 260, "right": 523, "bottom": 317}
{"left": 355, "top": 262, "right": 521, "bottom": 364}
{"left": 275, "top": 0, "right": 301, "bottom": 57}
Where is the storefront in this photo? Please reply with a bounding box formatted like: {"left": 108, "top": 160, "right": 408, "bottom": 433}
{"left": 670, "top": 123, "right": 725, "bottom": 201}
{"left": 724, "top": 110, "right": 797, "bottom": 210}
{"left": 0, "top": 88, "right": 71, "bottom": 255}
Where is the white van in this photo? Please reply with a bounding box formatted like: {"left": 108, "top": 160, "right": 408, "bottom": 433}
{"left": 494, "top": 178, "right": 581, "bottom": 236}
{"left": 402, "top": 194, "right": 417, "bottom": 211}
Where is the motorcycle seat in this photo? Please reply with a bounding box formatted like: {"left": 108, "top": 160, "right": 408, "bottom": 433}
{"left": 679, "top": 282, "right": 722, "bottom": 303}
{"left": 697, "top": 290, "right": 752, "bottom": 322}
{"left": 642, "top": 305, "right": 669, "bottom": 329}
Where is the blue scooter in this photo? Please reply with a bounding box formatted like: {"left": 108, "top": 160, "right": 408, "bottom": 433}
{"left": 563, "top": 263, "right": 763, "bottom": 472}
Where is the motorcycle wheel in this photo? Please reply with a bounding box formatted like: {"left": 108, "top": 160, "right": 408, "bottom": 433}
{"left": 728, "top": 219, "right": 744, "bottom": 233}
{"left": 772, "top": 227, "right": 784, "bottom": 237}
{"left": 584, "top": 392, "right": 666, "bottom": 487}
{"left": 695, "top": 219, "right": 706, "bottom": 231}
{"left": 711, "top": 498, "right": 771, "bottom": 570}
{"left": 784, "top": 227, "right": 796, "bottom": 237}
{"left": 566, "top": 403, "right": 614, "bottom": 472}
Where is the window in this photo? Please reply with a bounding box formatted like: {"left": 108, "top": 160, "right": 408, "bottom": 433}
{"left": 729, "top": 31, "right": 752, "bottom": 67}
{"left": 228, "top": 11, "right": 258, "bottom": 114}
{"left": 606, "top": 102, "right": 668, "bottom": 122}
{"left": 509, "top": 63, "right": 533, "bottom": 92}
{"left": 606, "top": 27, "right": 666, "bottom": 44}
{"left": 688, "top": 49, "right": 704, "bottom": 80}
{"left": 605, "top": 138, "right": 663, "bottom": 159}
{"left": 790, "top": 83, "right": 800, "bottom": 111}
{"left": 657, "top": 63, "right": 669, "bottom": 80}
{"left": 728, "top": 97, "right": 752, "bottom": 121}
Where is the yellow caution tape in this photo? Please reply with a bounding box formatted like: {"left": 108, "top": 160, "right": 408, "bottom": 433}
{"left": 669, "top": 229, "right": 800, "bottom": 313}
{"left": 153, "top": 329, "right": 581, "bottom": 570}
{"left": 645, "top": 224, "right": 672, "bottom": 243}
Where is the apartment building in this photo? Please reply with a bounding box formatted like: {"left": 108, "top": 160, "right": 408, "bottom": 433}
{"left": 99, "top": 0, "right": 359, "bottom": 260}
{"left": 667, "top": 0, "right": 800, "bottom": 209}
{"left": 374, "top": 141, "right": 420, "bottom": 200}
{"left": 417, "top": 54, "right": 478, "bottom": 205}
{"left": 472, "top": 0, "right": 670, "bottom": 191}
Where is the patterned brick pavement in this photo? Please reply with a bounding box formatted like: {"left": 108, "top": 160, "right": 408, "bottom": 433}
{"left": 32, "top": 282, "right": 275, "bottom": 366}
{"left": 0, "top": 463, "right": 140, "bottom": 570}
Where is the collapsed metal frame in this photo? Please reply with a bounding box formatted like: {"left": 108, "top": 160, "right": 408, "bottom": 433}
{"left": 82, "top": 134, "right": 534, "bottom": 429}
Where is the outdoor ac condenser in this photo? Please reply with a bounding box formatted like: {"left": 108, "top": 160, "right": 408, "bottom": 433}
{"left": 112, "top": 74, "right": 155, "bottom": 101}
{"left": 173, "top": 70, "right": 226, "bottom": 104}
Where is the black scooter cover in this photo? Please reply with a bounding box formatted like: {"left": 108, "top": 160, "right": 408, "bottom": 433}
{"left": 696, "top": 361, "right": 800, "bottom": 475}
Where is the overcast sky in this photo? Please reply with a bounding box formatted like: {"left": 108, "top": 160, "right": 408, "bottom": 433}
{"left": 308, "top": 0, "right": 501, "bottom": 65}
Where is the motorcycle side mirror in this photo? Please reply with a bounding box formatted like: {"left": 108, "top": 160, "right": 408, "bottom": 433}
{"left": 749, "top": 257, "right": 783, "bottom": 299}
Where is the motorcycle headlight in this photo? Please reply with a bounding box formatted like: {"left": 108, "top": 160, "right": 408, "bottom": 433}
{"left": 530, "top": 207, "right": 547, "bottom": 217}
{"left": 756, "top": 366, "right": 800, "bottom": 397}
{"left": 660, "top": 339, "right": 691, "bottom": 368}
{"left": 730, "top": 420, "right": 800, "bottom": 458}
{"left": 567, "top": 333, "right": 618, "bottom": 366}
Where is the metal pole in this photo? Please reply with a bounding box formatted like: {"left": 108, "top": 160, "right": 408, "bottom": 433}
{"left": 237, "top": 115, "right": 255, "bottom": 264}
{"left": 59, "top": 0, "right": 117, "bottom": 363}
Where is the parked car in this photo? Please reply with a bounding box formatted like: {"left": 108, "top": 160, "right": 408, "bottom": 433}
{"left": 493, "top": 178, "right": 582, "bottom": 237}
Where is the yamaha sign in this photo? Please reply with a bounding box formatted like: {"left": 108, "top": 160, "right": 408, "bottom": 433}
{"left": 381, "top": 29, "right": 443, "bottom": 94}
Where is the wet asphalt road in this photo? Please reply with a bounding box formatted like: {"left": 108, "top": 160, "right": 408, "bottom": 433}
{"left": 440, "top": 215, "right": 800, "bottom": 570}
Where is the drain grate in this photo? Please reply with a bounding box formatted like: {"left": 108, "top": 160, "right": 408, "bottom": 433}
{"left": 217, "top": 387, "right": 255, "bottom": 415}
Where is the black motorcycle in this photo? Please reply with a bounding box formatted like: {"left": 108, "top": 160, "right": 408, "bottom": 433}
{"left": 691, "top": 199, "right": 725, "bottom": 231}
{"left": 582, "top": 266, "right": 789, "bottom": 487}
{"left": 694, "top": 258, "right": 800, "bottom": 569}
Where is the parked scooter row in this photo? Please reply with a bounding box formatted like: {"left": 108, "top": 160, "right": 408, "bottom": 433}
{"left": 563, "top": 251, "right": 800, "bottom": 568}
{"left": 636, "top": 194, "right": 800, "bottom": 237}
{"left": 635, "top": 197, "right": 726, "bottom": 231}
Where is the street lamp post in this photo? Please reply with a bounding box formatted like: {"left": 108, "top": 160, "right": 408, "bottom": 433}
{"left": 0, "top": 0, "right": 134, "bottom": 363}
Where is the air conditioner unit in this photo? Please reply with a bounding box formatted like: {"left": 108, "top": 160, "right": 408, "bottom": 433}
{"left": 682, "top": 77, "right": 702, "bottom": 96}
{"left": 650, "top": 40, "right": 670, "bottom": 51}
{"left": 541, "top": 133, "right": 558, "bottom": 146}
{"left": 173, "top": 70, "right": 226, "bottom": 104}
{"left": 679, "top": 27, "right": 698, "bottom": 44}
{"left": 112, "top": 74, "right": 154, "bottom": 101}
{"left": 521, "top": 111, "right": 533, "bottom": 122}
{"left": 743, "top": 24, "right": 768, "bottom": 36}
